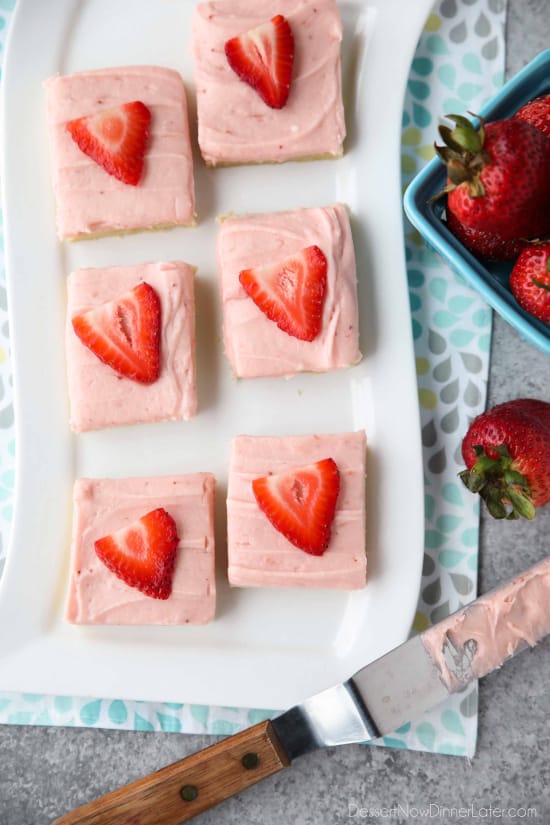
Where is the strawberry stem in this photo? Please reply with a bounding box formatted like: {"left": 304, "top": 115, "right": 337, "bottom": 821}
{"left": 459, "top": 444, "right": 536, "bottom": 520}
{"left": 433, "top": 113, "right": 491, "bottom": 201}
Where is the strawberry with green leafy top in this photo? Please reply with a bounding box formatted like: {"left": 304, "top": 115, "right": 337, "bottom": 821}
{"left": 460, "top": 399, "right": 550, "bottom": 520}
{"left": 509, "top": 242, "right": 550, "bottom": 323}
{"left": 435, "top": 113, "right": 550, "bottom": 241}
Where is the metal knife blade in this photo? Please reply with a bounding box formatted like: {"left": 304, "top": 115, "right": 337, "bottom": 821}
{"left": 272, "top": 555, "right": 550, "bottom": 758}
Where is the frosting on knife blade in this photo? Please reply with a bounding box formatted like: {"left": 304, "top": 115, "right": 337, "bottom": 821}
{"left": 420, "top": 557, "right": 550, "bottom": 692}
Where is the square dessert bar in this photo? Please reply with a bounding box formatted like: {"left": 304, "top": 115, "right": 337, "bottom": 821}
{"left": 192, "top": 0, "right": 346, "bottom": 165}
{"left": 227, "top": 431, "right": 367, "bottom": 589}
{"left": 66, "top": 261, "right": 197, "bottom": 432}
{"left": 217, "top": 203, "right": 361, "bottom": 377}
{"left": 66, "top": 474, "right": 216, "bottom": 625}
{"left": 45, "top": 66, "right": 195, "bottom": 240}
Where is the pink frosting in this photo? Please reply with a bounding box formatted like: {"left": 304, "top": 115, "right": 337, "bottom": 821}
{"left": 66, "top": 475, "right": 216, "bottom": 625}
{"left": 66, "top": 261, "right": 197, "bottom": 432}
{"left": 45, "top": 66, "right": 195, "bottom": 239}
{"left": 421, "top": 557, "right": 550, "bottom": 692}
{"left": 192, "top": 0, "right": 346, "bottom": 165}
{"left": 217, "top": 203, "right": 361, "bottom": 378}
{"left": 227, "top": 431, "right": 367, "bottom": 589}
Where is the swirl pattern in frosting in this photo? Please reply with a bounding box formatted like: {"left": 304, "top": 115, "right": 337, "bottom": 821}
{"left": 192, "top": 0, "right": 346, "bottom": 165}
{"left": 66, "top": 475, "right": 216, "bottom": 625}
{"left": 45, "top": 66, "right": 195, "bottom": 239}
{"left": 217, "top": 203, "right": 360, "bottom": 378}
{"left": 66, "top": 261, "right": 197, "bottom": 431}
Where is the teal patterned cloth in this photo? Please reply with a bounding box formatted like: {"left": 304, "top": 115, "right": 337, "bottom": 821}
{"left": 0, "top": 0, "right": 505, "bottom": 757}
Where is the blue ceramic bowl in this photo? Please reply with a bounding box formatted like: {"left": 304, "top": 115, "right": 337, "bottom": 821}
{"left": 404, "top": 49, "right": 550, "bottom": 356}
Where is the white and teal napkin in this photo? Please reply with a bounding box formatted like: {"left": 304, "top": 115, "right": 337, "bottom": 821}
{"left": 0, "top": 0, "right": 505, "bottom": 758}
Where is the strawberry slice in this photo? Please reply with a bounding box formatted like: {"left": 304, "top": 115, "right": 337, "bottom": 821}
{"left": 252, "top": 458, "right": 340, "bottom": 556}
{"left": 225, "top": 14, "right": 294, "bottom": 109}
{"left": 239, "top": 245, "right": 327, "bottom": 341}
{"left": 72, "top": 282, "right": 161, "bottom": 384}
{"left": 66, "top": 101, "right": 151, "bottom": 185}
{"left": 95, "top": 508, "right": 179, "bottom": 600}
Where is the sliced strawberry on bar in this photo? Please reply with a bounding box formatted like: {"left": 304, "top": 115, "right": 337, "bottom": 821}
{"left": 66, "top": 101, "right": 151, "bottom": 185}
{"left": 72, "top": 281, "right": 161, "bottom": 384}
{"left": 239, "top": 245, "right": 327, "bottom": 341}
{"left": 224, "top": 14, "right": 294, "bottom": 109}
{"left": 95, "top": 508, "right": 179, "bottom": 600}
{"left": 252, "top": 458, "right": 340, "bottom": 555}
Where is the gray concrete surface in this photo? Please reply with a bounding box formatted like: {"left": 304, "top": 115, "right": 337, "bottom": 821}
{"left": 1, "top": 2, "right": 549, "bottom": 823}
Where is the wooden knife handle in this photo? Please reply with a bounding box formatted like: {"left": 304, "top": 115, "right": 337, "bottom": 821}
{"left": 52, "top": 721, "right": 290, "bottom": 825}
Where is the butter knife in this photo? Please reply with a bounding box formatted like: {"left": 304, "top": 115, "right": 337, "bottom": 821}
{"left": 53, "top": 556, "right": 550, "bottom": 825}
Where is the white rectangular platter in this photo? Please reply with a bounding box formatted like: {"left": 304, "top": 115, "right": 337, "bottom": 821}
{"left": 0, "top": 0, "right": 430, "bottom": 711}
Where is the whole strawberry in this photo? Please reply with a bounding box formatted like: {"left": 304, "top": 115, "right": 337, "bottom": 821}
{"left": 445, "top": 208, "right": 526, "bottom": 261}
{"left": 509, "top": 242, "right": 550, "bottom": 323}
{"left": 514, "top": 93, "right": 550, "bottom": 139}
{"left": 460, "top": 399, "right": 550, "bottom": 519}
{"left": 435, "top": 114, "right": 550, "bottom": 241}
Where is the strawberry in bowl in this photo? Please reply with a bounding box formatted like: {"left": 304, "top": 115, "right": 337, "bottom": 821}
{"left": 434, "top": 112, "right": 550, "bottom": 257}
{"left": 403, "top": 49, "right": 550, "bottom": 353}
{"left": 509, "top": 243, "right": 550, "bottom": 324}
{"left": 514, "top": 92, "right": 550, "bottom": 138}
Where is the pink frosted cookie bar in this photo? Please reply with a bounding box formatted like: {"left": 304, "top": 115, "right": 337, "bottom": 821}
{"left": 66, "top": 474, "right": 216, "bottom": 625}
{"left": 45, "top": 66, "right": 195, "bottom": 240}
{"left": 192, "top": 0, "right": 346, "bottom": 165}
{"left": 66, "top": 261, "right": 197, "bottom": 432}
{"left": 217, "top": 203, "right": 360, "bottom": 378}
{"left": 227, "top": 431, "right": 367, "bottom": 589}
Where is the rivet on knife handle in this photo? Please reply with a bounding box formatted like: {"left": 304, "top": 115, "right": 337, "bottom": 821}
{"left": 51, "top": 721, "right": 290, "bottom": 825}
